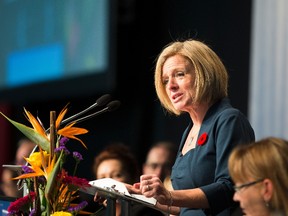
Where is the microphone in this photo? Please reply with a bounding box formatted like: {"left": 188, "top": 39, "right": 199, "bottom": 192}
{"left": 60, "top": 94, "right": 111, "bottom": 126}
{"left": 71, "top": 100, "right": 121, "bottom": 124}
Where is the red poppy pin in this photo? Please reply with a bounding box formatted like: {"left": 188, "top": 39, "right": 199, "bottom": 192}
{"left": 197, "top": 132, "right": 208, "bottom": 146}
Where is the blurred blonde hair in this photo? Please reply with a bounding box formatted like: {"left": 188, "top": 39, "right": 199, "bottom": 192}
{"left": 154, "top": 39, "right": 228, "bottom": 115}
{"left": 228, "top": 137, "right": 288, "bottom": 213}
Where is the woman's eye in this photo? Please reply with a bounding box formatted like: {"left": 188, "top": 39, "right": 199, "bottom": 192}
{"left": 162, "top": 72, "right": 185, "bottom": 85}
{"left": 162, "top": 78, "right": 169, "bottom": 85}
{"left": 112, "top": 173, "right": 123, "bottom": 179}
{"left": 175, "top": 71, "right": 185, "bottom": 78}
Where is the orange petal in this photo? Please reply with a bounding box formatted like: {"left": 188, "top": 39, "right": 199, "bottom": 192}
{"left": 13, "top": 166, "right": 45, "bottom": 180}
{"left": 58, "top": 122, "right": 88, "bottom": 134}
{"left": 12, "top": 173, "right": 41, "bottom": 180}
{"left": 59, "top": 127, "right": 88, "bottom": 136}
{"left": 24, "top": 108, "right": 47, "bottom": 138}
{"left": 60, "top": 133, "right": 87, "bottom": 149}
{"left": 45, "top": 155, "right": 56, "bottom": 175}
{"left": 58, "top": 125, "right": 88, "bottom": 148}
{"left": 56, "top": 104, "right": 69, "bottom": 129}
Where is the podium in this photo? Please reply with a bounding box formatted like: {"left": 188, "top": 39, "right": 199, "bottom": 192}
{"left": 82, "top": 178, "right": 159, "bottom": 216}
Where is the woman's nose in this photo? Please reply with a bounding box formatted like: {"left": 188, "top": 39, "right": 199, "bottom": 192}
{"left": 233, "top": 191, "right": 240, "bottom": 202}
{"left": 167, "top": 78, "right": 178, "bottom": 90}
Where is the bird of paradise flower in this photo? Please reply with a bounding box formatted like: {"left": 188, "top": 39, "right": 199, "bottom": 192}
{"left": 0, "top": 106, "right": 91, "bottom": 215}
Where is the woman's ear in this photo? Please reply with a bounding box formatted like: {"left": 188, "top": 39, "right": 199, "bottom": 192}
{"left": 262, "top": 178, "right": 273, "bottom": 202}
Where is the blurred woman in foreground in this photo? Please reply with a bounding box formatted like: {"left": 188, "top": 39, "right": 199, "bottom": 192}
{"left": 228, "top": 137, "right": 288, "bottom": 216}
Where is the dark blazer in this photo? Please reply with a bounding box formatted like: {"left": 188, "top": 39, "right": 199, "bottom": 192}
{"left": 171, "top": 98, "right": 255, "bottom": 216}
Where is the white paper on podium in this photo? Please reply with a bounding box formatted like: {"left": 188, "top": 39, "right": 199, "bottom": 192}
{"left": 83, "top": 178, "right": 157, "bottom": 206}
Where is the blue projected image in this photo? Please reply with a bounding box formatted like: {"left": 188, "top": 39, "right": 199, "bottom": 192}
{"left": 7, "top": 44, "right": 64, "bottom": 86}
{"left": 0, "top": 0, "right": 111, "bottom": 93}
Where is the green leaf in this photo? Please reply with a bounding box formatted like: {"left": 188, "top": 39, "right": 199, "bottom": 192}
{"left": 45, "top": 151, "right": 63, "bottom": 199}
{"left": 0, "top": 112, "right": 50, "bottom": 152}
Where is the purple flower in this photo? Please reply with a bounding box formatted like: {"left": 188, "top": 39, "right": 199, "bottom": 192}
{"left": 59, "top": 137, "right": 69, "bottom": 146}
{"left": 22, "top": 165, "right": 34, "bottom": 174}
{"left": 38, "top": 176, "right": 46, "bottom": 185}
{"left": 29, "top": 208, "right": 36, "bottom": 216}
{"left": 55, "top": 146, "right": 70, "bottom": 155}
{"left": 73, "top": 152, "right": 83, "bottom": 161}
{"left": 68, "top": 201, "right": 88, "bottom": 212}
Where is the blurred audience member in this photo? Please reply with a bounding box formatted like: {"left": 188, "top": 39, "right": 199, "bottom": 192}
{"left": 0, "top": 168, "right": 22, "bottom": 197}
{"left": 93, "top": 143, "right": 140, "bottom": 184}
{"left": 228, "top": 137, "right": 288, "bottom": 216}
{"left": 93, "top": 143, "right": 164, "bottom": 216}
{"left": 15, "top": 138, "right": 36, "bottom": 165}
{"left": 143, "top": 141, "right": 177, "bottom": 189}
{"left": 0, "top": 138, "right": 35, "bottom": 198}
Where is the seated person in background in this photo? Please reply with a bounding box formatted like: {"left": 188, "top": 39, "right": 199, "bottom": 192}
{"left": 228, "top": 137, "right": 288, "bottom": 216}
{"left": 93, "top": 143, "right": 140, "bottom": 184}
{"left": 0, "top": 138, "right": 35, "bottom": 198}
{"left": 93, "top": 143, "right": 164, "bottom": 216}
{"left": 142, "top": 141, "right": 177, "bottom": 189}
{"left": 0, "top": 168, "right": 22, "bottom": 198}
{"left": 15, "top": 138, "right": 36, "bottom": 165}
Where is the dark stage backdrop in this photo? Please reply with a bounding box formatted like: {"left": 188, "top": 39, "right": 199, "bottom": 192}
{"left": 0, "top": 0, "right": 252, "bottom": 180}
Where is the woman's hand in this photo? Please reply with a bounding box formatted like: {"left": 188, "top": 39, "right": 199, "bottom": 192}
{"left": 124, "top": 182, "right": 141, "bottom": 194}
{"left": 140, "top": 174, "right": 171, "bottom": 205}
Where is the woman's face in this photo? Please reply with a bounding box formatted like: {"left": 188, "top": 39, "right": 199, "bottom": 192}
{"left": 96, "top": 159, "right": 128, "bottom": 183}
{"left": 233, "top": 180, "right": 269, "bottom": 216}
{"left": 162, "top": 55, "right": 196, "bottom": 112}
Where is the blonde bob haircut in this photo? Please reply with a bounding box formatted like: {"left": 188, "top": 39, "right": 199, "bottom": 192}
{"left": 228, "top": 137, "right": 288, "bottom": 213}
{"left": 154, "top": 39, "right": 228, "bottom": 115}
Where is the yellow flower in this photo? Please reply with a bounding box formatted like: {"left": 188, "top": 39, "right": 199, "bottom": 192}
{"left": 51, "top": 211, "right": 72, "bottom": 216}
{"left": 25, "top": 151, "right": 49, "bottom": 168}
{"left": 13, "top": 149, "right": 56, "bottom": 181}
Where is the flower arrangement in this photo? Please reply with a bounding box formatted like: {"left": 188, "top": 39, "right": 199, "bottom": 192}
{"left": 0, "top": 106, "right": 94, "bottom": 216}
